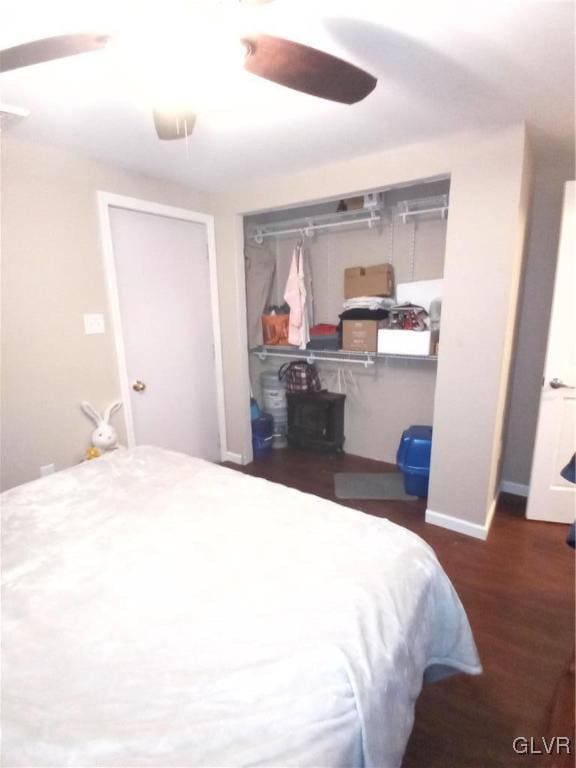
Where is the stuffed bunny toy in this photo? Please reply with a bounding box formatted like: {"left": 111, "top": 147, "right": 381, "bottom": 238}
{"left": 81, "top": 401, "right": 122, "bottom": 452}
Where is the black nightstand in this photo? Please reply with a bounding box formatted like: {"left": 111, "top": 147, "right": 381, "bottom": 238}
{"left": 287, "top": 391, "right": 345, "bottom": 453}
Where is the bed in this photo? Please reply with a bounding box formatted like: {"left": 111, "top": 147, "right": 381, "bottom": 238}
{"left": 1, "top": 445, "right": 481, "bottom": 767}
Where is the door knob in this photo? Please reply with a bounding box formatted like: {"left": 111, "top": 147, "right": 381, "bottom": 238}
{"left": 132, "top": 380, "right": 146, "bottom": 392}
{"left": 550, "top": 378, "right": 575, "bottom": 389}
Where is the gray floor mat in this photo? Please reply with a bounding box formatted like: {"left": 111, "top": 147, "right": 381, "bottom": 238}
{"left": 334, "top": 471, "right": 418, "bottom": 500}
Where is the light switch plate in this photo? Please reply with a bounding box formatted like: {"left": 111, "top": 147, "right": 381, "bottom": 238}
{"left": 84, "top": 313, "right": 105, "bottom": 335}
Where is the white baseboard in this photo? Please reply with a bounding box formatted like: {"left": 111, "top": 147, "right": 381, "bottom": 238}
{"left": 222, "top": 451, "right": 245, "bottom": 465}
{"left": 499, "top": 480, "right": 529, "bottom": 497}
{"left": 426, "top": 496, "right": 498, "bottom": 541}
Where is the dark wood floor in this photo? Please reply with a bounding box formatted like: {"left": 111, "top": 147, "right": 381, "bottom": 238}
{"left": 225, "top": 448, "right": 575, "bottom": 768}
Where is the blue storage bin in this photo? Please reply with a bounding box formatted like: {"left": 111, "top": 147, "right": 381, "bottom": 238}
{"left": 396, "top": 425, "right": 432, "bottom": 497}
{"left": 252, "top": 413, "right": 274, "bottom": 458}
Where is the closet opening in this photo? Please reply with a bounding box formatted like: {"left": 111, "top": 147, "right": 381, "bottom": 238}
{"left": 243, "top": 176, "right": 450, "bottom": 488}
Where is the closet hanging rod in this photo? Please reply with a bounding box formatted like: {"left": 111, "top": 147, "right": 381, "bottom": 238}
{"left": 249, "top": 211, "right": 382, "bottom": 244}
{"left": 254, "top": 347, "right": 376, "bottom": 368}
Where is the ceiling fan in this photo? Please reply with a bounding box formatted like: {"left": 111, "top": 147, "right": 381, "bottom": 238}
{"left": 0, "top": 4, "right": 377, "bottom": 141}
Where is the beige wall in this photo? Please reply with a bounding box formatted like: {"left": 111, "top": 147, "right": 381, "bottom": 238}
{"left": 0, "top": 136, "right": 208, "bottom": 490}
{"left": 427, "top": 129, "right": 532, "bottom": 528}
{"left": 210, "top": 123, "right": 532, "bottom": 534}
{"left": 501, "top": 150, "right": 575, "bottom": 487}
{"left": 486, "top": 135, "right": 534, "bottom": 504}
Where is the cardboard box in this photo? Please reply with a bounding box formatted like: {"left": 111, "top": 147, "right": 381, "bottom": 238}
{"left": 344, "top": 264, "right": 394, "bottom": 299}
{"left": 342, "top": 319, "right": 380, "bottom": 352}
{"left": 377, "top": 329, "right": 439, "bottom": 357}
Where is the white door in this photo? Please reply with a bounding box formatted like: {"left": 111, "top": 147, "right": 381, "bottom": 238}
{"left": 526, "top": 181, "right": 576, "bottom": 522}
{"left": 106, "top": 204, "right": 221, "bottom": 462}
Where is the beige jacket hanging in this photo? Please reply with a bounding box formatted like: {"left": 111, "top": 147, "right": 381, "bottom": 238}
{"left": 284, "top": 243, "right": 310, "bottom": 349}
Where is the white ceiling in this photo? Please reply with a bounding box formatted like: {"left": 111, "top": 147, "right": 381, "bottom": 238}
{"left": 1, "top": 0, "right": 574, "bottom": 191}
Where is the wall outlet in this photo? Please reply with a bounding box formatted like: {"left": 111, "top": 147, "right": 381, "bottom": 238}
{"left": 40, "top": 463, "right": 55, "bottom": 477}
{"left": 83, "top": 313, "right": 105, "bottom": 335}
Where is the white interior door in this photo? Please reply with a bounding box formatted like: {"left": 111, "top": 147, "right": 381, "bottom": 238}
{"left": 107, "top": 205, "right": 221, "bottom": 462}
{"left": 526, "top": 181, "right": 576, "bottom": 522}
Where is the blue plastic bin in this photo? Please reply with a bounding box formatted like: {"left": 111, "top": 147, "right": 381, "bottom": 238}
{"left": 396, "top": 425, "right": 432, "bottom": 497}
{"left": 252, "top": 413, "right": 274, "bottom": 458}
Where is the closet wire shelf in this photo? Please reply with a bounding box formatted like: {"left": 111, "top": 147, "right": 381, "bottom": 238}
{"left": 251, "top": 346, "right": 438, "bottom": 368}
{"left": 246, "top": 194, "right": 449, "bottom": 244}
{"left": 248, "top": 208, "right": 382, "bottom": 244}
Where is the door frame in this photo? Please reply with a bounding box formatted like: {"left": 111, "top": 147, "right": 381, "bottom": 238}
{"left": 97, "top": 191, "right": 228, "bottom": 461}
{"left": 525, "top": 180, "right": 575, "bottom": 521}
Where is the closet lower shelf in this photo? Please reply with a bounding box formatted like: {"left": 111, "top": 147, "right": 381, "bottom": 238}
{"left": 250, "top": 346, "right": 438, "bottom": 367}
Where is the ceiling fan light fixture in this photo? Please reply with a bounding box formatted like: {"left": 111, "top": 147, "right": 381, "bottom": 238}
{"left": 0, "top": 6, "right": 377, "bottom": 147}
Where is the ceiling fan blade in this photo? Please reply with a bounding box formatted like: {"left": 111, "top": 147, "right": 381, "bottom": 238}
{"left": 153, "top": 109, "right": 196, "bottom": 140}
{"left": 0, "top": 33, "right": 110, "bottom": 73}
{"left": 242, "top": 34, "right": 376, "bottom": 104}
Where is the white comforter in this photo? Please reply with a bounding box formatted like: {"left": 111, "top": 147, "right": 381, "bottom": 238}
{"left": 1, "top": 446, "right": 481, "bottom": 768}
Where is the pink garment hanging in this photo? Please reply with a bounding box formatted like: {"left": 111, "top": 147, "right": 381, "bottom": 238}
{"left": 284, "top": 243, "right": 310, "bottom": 349}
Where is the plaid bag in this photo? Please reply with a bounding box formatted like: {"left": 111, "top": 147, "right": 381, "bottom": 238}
{"left": 278, "top": 361, "right": 322, "bottom": 393}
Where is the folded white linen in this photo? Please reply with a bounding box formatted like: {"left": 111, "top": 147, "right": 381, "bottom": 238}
{"left": 343, "top": 296, "right": 395, "bottom": 310}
